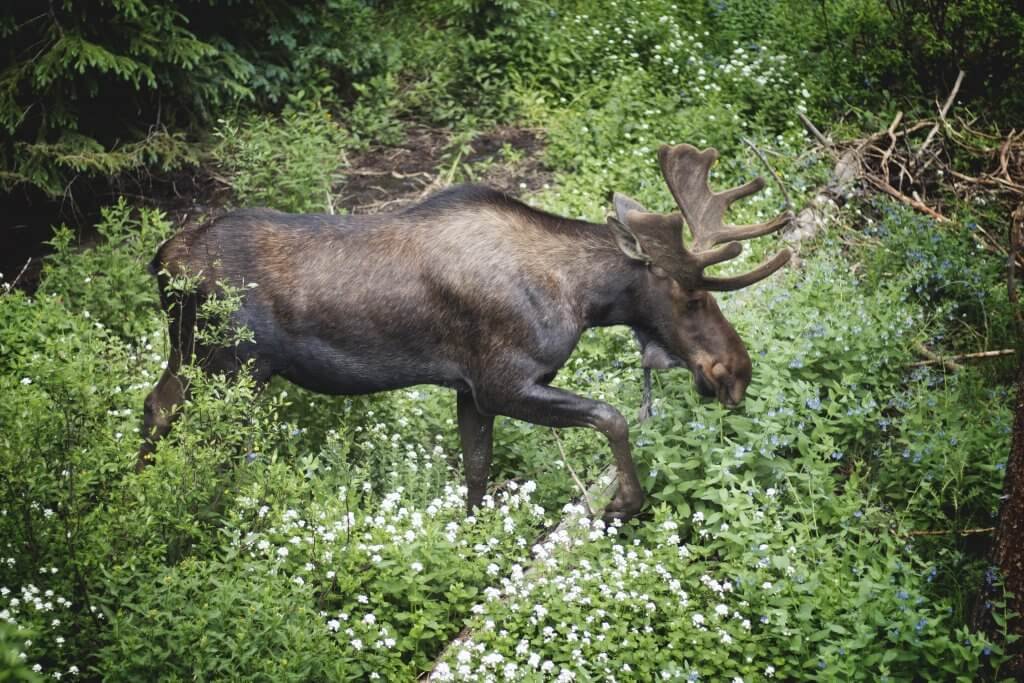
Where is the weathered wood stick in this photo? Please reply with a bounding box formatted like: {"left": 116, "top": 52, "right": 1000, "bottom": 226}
{"left": 864, "top": 174, "right": 949, "bottom": 222}
{"left": 906, "top": 526, "right": 995, "bottom": 537}
{"left": 798, "top": 112, "right": 831, "bottom": 148}
{"left": 915, "top": 69, "right": 965, "bottom": 162}
{"left": 910, "top": 347, "right": 1015, "bottom": 368}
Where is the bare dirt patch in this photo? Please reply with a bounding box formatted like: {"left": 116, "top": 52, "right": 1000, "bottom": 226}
{"left": 335, "top": 124, "right": 552, "bottom": 214}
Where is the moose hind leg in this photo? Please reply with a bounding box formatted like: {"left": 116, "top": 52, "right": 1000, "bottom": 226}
{"left": 478, "top": 383, "right": 645, "bottom": 522}
{"left": 457, "top": 390, "right": 495, "bottom": 513}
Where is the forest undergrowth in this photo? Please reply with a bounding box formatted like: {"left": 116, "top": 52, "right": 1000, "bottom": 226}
{"left": 2, "top": 1, "right": 1021, "bottom": 681}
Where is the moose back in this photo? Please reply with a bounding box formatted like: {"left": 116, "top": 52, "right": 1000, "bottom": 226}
{"left": 139, "top": 144, "right": 792, "bottom": 521}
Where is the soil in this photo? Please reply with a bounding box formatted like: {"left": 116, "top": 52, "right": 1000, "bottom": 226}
{"left": 336, "top": 124, "right": 551, "bottom": 214}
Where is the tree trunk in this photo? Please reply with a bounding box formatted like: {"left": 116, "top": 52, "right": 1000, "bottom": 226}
{"left": 991, "top": 358, "right": 1024, "bottom": 675}
{"left": 978, "top": 202, "right": 1024, "bottom": 676}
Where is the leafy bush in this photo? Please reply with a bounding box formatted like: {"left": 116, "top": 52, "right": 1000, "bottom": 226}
{"left": 857, "top": 198, "right": 1016, "bottom": 354}
{"left": 33, "top": 200, "right": 173, "bottom": 340}
{"left": 0, "top": 1, "right": 384, "bottom": 196}
{"left": 211, "top": 107, "right": 350, "bottom": 212}
{"left": 437, "top": 499, "right": 1004, "bottom": 681}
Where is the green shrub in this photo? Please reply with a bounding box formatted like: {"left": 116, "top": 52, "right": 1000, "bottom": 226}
{"left": 35, "top": 200, "right": 173, "bottom": 340}
{"left": 0, "top": 1, "right": 385, "bottom": 196}
{"left": 857, "top": 198, "right": 1016, "bottom": 354}
{"left": 211, "top": 107, "right": 350, "bottom": 212}
{"left": 0, "top": 620, "right": 42, "bottom": 682}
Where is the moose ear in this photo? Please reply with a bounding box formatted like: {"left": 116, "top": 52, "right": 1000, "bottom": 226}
{"left": 607, "top": 216, "right": 652, "bottom": 264}
{"left": 613, "top": 192, "right": 649, "bottom": 222}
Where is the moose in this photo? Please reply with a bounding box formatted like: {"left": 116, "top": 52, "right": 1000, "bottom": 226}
{"left": 139, "top": 144, "right": 791, "bottom": 522}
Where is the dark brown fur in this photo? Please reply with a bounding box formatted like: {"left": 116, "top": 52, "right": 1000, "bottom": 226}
{"left": 140, "top": 180, "right": 777, "bottom": 521}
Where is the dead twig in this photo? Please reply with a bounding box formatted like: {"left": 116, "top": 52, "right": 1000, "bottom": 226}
{"left": 344, "top": 169, "right": 432, "bottom": 179}
{"left": 350, "top": 197, "right": 414, "bottom": 213}
{"left": 2, "top": 258, "right": 32, "bottom": 294}
{"left": 910, "top": 348, "right": 1015, "bottom": 368}
{"left": 798, "top": 112, "right": 832, "bottom": 148}
{"left": 638, "top": 368, "right": 653, "bottom": 422}
{"left": 915, "top": 69, "right": 965, "bottom": 163}
{"left": 905, "top": 526, "right": 995, "bottom": 537}
{"left": 742, "top": 136, "right": 792, "bottom": 209}
{"left": 913, "top": 342, "right": 964, "bottom": 372}
{"left": 551, "top": 429, "right": 594, "bottom": 516}
{"left": 864, "top": 174, "right": 948, "bottom": 222}
{"left": 879, "top": 111, "right": 904, "bottom": 185}
{"left": 949, "top": 169, "right": 1024, "bottom": 195}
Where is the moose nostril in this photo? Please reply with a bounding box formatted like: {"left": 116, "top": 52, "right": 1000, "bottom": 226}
{"left": 710, "top": 362, "right": 730, "bottom": 381}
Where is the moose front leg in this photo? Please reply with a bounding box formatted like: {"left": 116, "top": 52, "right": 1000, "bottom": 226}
{"left": 138, "top": 365, "right": 187, "bottom": 472}
{"left": 457, "top": 390, "right": 495, "bottom": 513}
{"left": 478, "top": 383, "right": 645, "bottom": 522}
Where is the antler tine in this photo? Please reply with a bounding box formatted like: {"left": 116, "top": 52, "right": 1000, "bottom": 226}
{"left": 700, "top": 249, "right": 791, "bottom": 291}
{"left": 658, "top": 143, "right": 793, "bottom": 250}
{"left": 657, "top": 143, "right": 793, "bottom": 291}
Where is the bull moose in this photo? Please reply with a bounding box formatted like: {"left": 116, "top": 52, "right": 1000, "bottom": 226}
{"left": 139, "top": 143, "right": 792, "bottom": 522}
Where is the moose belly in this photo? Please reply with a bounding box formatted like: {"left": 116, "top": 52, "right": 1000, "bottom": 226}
{"left": 274, "top": 333, "right": 459, "bottom": 396}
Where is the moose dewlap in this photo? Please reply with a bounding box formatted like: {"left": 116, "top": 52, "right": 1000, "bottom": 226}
{"left": 140, "top": 143, "right": 792, "bottom": 522}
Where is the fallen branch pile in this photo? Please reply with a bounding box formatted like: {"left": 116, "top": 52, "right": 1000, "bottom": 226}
{"left": 807, "top": 70, "right": 1024, "bottom": 264}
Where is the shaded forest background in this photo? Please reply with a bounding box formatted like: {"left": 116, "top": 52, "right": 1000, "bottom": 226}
{"left": 3, "top": 0, "right": 1022, "bottom": 222}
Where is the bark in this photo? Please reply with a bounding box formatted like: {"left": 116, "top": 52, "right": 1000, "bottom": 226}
{"left": 991, "top": 359, "right": 1024, "bottom": 675}
{"left": 977, "top": 202, "right": 1024, "bottom": 676}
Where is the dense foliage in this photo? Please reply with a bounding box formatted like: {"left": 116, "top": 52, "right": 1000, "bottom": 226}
{"left": 2, "top": 0, "right": 1020, "bottom": 680}
{"left": 3, "top": 0, "right": 1023, "bottom": 198}
{"left": 0, "top": 0, "right": 381, "bottom": 196}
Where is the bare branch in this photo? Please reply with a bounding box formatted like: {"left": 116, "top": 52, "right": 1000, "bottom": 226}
{"left": 910, "top": 347, "right": 1015, "bottom": 368}
{"left": 638, "top": 368, "right": 653, "bottom": 422}
{"left": 551, "top": 429, "right": 594, "bottom": 516}
{"left": 742, "top": 136, "right": 792, "bottom": 210}
{"left": 863, "top": 174, "right": 949, "bottom": 222}
{"left": 798, "top": 112, "right": 831, "bottom": 148}
{"left": 912, "top": 342, "right": 963, "bottom": 372}
{"left": 915, "top": 69, "right": 965, "bottom": 162}
{"left": 1, "top": 258, "right": 32, "bottom": 295}
{"left": 905, "top": 526, "right": 995, "bottom": 537}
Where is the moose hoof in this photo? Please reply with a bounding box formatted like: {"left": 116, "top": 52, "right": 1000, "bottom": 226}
{"left": 135, "top": 451, "right": 154, "bottom": 473}
{"left": 601, "top": 489, "right": 645, "bottom": 525}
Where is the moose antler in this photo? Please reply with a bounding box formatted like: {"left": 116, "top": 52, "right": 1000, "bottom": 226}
{"left": 658, "top": 144, "right": 792, "bottom": 291}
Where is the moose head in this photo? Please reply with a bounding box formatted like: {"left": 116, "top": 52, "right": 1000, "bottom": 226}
{"left": 607, "top": 144, "right": 792, "bottom": 408}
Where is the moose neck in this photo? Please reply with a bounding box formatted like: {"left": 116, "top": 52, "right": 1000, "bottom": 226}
{"left": 571, "top": 224, "right": 657, "bottom": 332}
